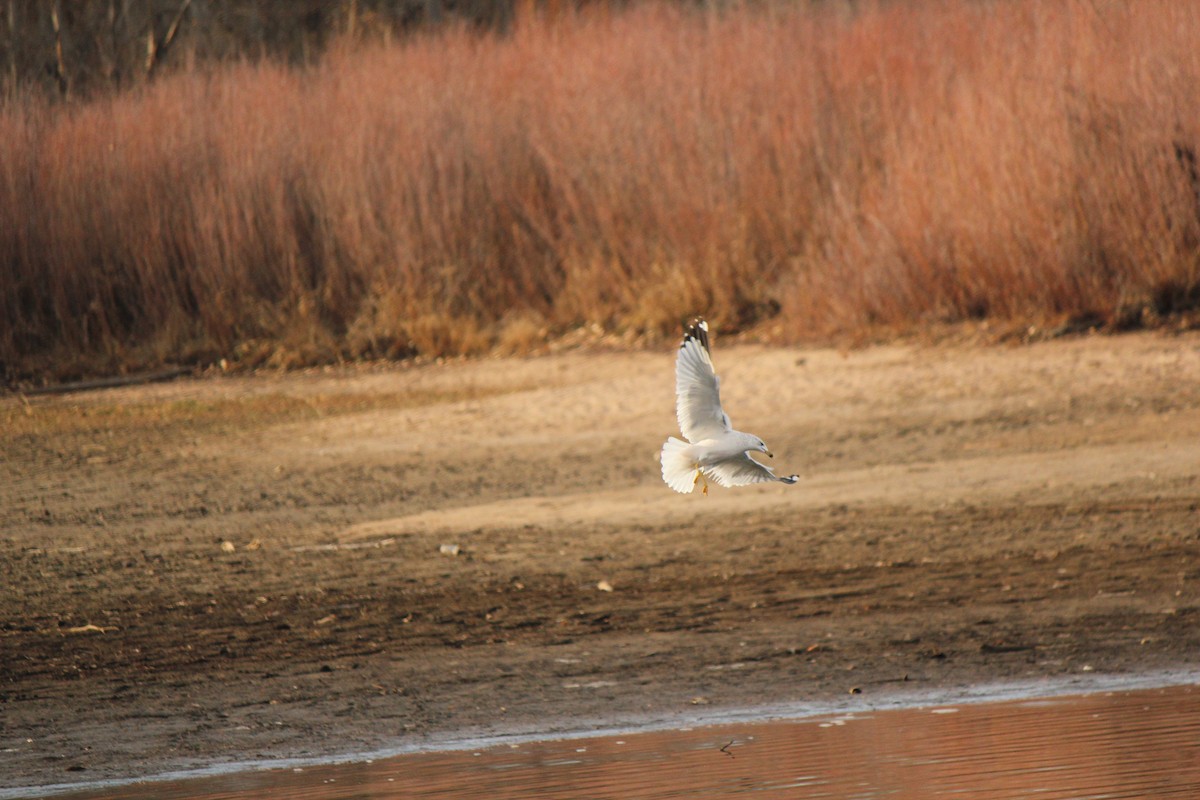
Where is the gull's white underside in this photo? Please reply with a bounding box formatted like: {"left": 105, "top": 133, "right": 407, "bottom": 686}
{"left": 661, "top": 319, "right": 798, "bottom": 494}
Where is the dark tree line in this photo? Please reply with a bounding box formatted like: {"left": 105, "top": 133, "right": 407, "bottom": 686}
{"left": 1, "top": 0, "right": 552, "bottom": 98}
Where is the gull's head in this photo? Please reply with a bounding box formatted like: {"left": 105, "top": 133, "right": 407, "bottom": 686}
{"left": 756, "top": 438, "right": 773, "bottom": 458}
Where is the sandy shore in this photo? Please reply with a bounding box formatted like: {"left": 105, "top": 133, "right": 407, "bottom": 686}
{"left": 3, "top": 332, "right": 1199, "bottom": 791}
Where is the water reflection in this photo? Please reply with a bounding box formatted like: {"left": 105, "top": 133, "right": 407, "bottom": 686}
{"left": 58, "top": 684, "right": 1200, "bottom": 799}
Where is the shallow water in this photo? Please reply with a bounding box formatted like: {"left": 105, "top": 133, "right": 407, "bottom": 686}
{"left": 48, "top": 683, "right": 1200, "bottom": 800}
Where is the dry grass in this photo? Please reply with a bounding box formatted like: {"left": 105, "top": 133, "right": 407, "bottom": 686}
{"left": 1, "top": 385, "right": 525, "bottom": 445}
{"left": 3, "top": 0, "right": 1200, "bottom": 383}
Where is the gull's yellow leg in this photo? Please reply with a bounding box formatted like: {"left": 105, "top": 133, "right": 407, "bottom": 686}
{"left": 692, "top": 466, "right": 709, "bottom": 497}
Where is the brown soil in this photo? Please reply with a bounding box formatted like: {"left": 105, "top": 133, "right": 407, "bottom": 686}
{"left": 3, "top": 333, "right": 1200, "bottom": 791}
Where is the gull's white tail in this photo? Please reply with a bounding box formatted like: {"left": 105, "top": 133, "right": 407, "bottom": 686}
{"left": 661, "top": 436, "right": 698, "bottom": 494}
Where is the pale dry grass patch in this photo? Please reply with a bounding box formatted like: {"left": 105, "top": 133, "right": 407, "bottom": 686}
{"left": 495, "top": 311, "right": 550, "bottom": 356}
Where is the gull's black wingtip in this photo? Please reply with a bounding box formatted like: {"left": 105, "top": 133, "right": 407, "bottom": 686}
{"left": 681, "top": 317, "right": 710, "bottom": 354}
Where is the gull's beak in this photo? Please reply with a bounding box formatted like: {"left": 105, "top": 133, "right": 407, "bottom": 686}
{"left": 766, "top": 451, "right": 774, "bottom": 458}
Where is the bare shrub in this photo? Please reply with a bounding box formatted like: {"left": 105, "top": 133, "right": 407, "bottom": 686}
{"left": 3, "top": 1, "right": 1200, "bottom": 383}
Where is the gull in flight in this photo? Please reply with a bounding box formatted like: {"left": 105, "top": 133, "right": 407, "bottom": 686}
{"left": 661, "top": 318, "right": 799, "bottom": 495}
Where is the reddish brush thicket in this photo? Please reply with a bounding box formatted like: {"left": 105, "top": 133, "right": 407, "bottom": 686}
{"left": 3, "top": 0, "right": 1200, "bottom": 381}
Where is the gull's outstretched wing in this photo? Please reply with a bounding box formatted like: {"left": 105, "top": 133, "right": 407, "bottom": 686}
{"left": 675, "top": 319, "right": 731, "bottom": 443}
{"left": 705, "top": 453, "right": 800, "bottom": 488}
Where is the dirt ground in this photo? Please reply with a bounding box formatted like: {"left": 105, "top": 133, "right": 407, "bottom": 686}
{"left": 3, "top": 332, "right": 1200, "bottom": 792}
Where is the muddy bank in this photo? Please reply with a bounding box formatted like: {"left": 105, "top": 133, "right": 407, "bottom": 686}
{"left": 3, "top": 333, "right": 1199, "bottom": 791}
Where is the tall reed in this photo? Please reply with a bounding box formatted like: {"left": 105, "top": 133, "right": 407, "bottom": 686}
{"left": 3, "top": 0, "right": 1199, "bottom": 382}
